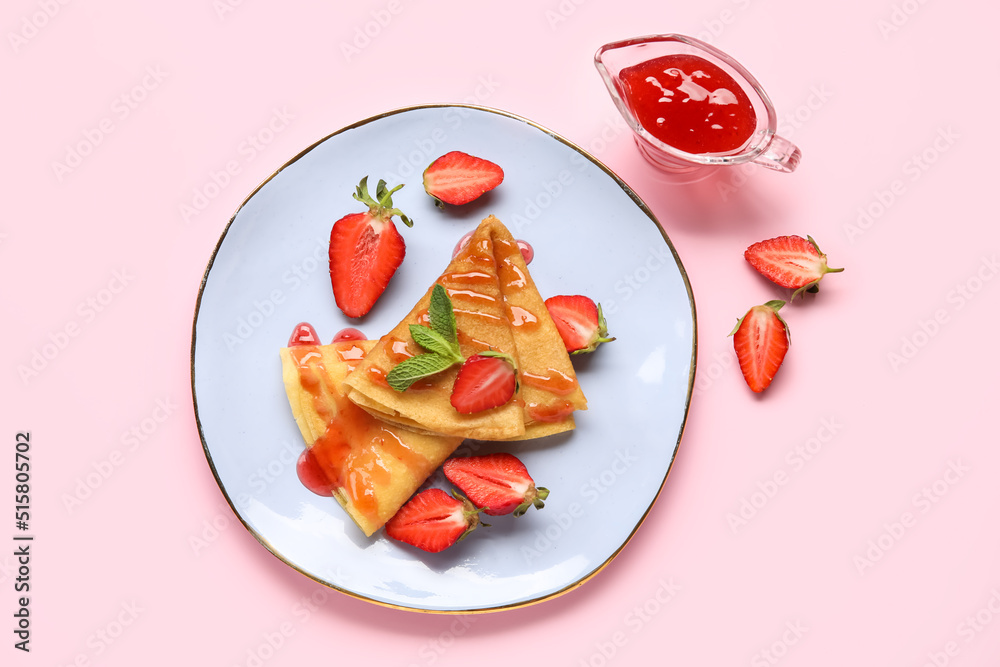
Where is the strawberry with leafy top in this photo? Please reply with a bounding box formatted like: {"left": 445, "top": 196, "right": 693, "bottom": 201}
{"left": 744, "top": 235, "right": 843, "bottom": 299}
{"left": 423, "top": 151, "right": 504, "bottom": 206}
{"left": 450, "top": 352, "right": 518, "bottom": 414}
{"left": 443, "top": 453, "right": 549, "bottom": 517}
{"left": 329, "top": 177, "right": 413, "bottom": 318}
{"left": 544, "top": 295, "right": 616, "bottom": 354}
{"left": 730, "top": 300, "right": 790, "bottom": 393}
{"left": 384, "top": 488, "right": 484, "bottom": 553}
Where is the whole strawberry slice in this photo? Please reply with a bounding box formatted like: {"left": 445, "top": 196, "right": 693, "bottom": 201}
{"left": 450, "top": 351, "right": 518, "bottom": 414}
{"left": 443, "top": 453, "right": 549, "bottom": 517}
{"left": 730, "top": 300, "right": 790, "bottom": 393}
{"left": 544, "top": 295, "right": 616, "bottom": 354}
{"left": 423, "top": 151, "right": 504, "bottom": 206}
{"left": 329, "top": 177, "right": 413, "bottom": 318}
{"left": 744, "top": 235, "right": 844, "bottom": 299}
{"left": 384, "top": 488, "right": 483, "bottom": 553}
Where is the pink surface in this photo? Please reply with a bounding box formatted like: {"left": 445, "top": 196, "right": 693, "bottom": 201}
{"left": 4, "top": 0, "right": 998, "bottom": 664}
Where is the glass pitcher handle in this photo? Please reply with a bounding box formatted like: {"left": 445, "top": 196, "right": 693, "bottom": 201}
{"left": 753, "top": 135, "right": 802, "bottom": 173}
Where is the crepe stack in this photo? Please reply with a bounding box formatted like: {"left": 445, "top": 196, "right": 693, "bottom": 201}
{"left": 279, "top": 340, "right": 463, "bottom": 536}
{"left": 342, "top": 215, "right": 588, "bottom": 440}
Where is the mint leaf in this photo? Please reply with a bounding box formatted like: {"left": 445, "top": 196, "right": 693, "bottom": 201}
{"left": 428, "top": 283, "right": 457, "bottom": 343}
{"left": 409, "top": 324, "right": 463, "bottom": 362}
{"left": 387, "top": 353, "right": 458, "bottom": 391}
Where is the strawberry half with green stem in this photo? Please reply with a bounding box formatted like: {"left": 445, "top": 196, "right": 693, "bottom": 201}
{"left": 450, "top": 351, "right": 518, "bottom": 414}
{"left": 423, "top": 151, "right": 504, "bottom": 206}
{"left": 443, "top": 453, "right": 549, "bottom": 517}
{"left": 329, "top": 177, "right": 413, "bottom": 318}
{"left": 744, "top": 235, "right": 844, "bottom": 300}
{"left": 730, "top": 300, "right": 790, "bottom": 393}
{"left": 384, "top": 488, "right": 484, "bottom": 553}
{"left": 544, "top": 295, "right": 616, "bottom": 354}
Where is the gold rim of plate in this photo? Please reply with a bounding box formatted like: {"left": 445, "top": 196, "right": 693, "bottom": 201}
{"left": 189, "top": 103, "right": 698, "bottom": 614}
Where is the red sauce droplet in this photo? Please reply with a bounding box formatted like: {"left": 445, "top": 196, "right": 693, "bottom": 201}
{"left": 296, "top": 448, "right": 335, "bottom": 497}
{"left": 516, "top": 239, "right": 534, "bottom": 264}
{"left": 452, "top": 231, "right": 475, "bottom": 258}
{"left": 333, "top": 327, "right": 366, "bottom": 342}
{"left": 619, "top": 53, "right": 756, "bottom": 154}
{"left": 288, "top": 322, "right": 320, "bottom": 347}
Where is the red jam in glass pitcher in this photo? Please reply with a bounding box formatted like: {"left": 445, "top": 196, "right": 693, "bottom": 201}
{"left": 618, "top": 53, "right": 756, "bottom": 155}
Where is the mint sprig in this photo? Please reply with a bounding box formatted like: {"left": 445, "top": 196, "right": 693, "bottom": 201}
{"left": 409, "top": 325, "right": 463, "bottom": 361}
{"left": 387, "top": 284, "right": 465, "bottom": 391}
{"left": 386, "top": 353, "right": 457, "bottom": 391}
{"left": 429, "top": 282, "right": 457, "bottom": 343}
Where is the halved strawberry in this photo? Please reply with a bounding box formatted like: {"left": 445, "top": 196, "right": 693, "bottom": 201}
{"left": 544, "top": 295, "right": 616, "bottom": 354}
{"left": 730, "top": 300, "right": 790, "bottom": 393}
{"left": 449, "top": 352, "right": 517, "bottom": 414}
{"left": 329, "top": 177, "right": 412, "bottom": 318}
{"left": 744, "top": 235, "right": 843, "bottom": 299}
{"left": 423, "top": 151, "right": 504, "bottom": 206}
{"left": 443, "top": 453, "right": 549, "bottom": 517}
{"left": 384, "top": 488, "right": 483, "bottom": 553}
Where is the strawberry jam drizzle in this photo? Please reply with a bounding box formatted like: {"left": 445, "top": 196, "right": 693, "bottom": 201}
{"left": 507, "top": 305, "right": 538, "bottom": 329}
{"left": 453, "top": 231, "right": 533, "bottom": 265}
{"left": 386, "top": 337, "right": 415, "bottom": 363}
{"left": 456, "top": 330, "right": 493, "bottom": 354}
{"left": 367, "top": 366, "right": 391, "bottom": 388}
{"left": 453, "top": 308, "right": 503, "bottom": 323}
{"left": 335, "top": 343, "right": 366, "bottom": 365}
{"left": 447, "top": 287, "right": 498, "bottom": 306}
{"left": 495, "top": 238, "right": 528, "bottom": 292}
{"left": 442, "top": 270, "right": 494, "bottom": 284}
{"left": 521, "top": 368, "right": 578, "bottom": 396}
{"left": 288, "top": 334, "right": 431, "bottom": 519}
{"left": 527, "top": 399, "right": 576, "bottom": 423}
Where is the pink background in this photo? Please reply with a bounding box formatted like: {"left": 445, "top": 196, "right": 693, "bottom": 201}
{"left": 4, "top": 0, "right": 998, "bottom": 664}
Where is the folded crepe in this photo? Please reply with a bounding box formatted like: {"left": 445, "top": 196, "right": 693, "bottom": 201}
{"left": 342, "top": 215, "right": 588, "bottom": 441}
{"left": 280, "top": 340, "right": 463, "bottom": 536}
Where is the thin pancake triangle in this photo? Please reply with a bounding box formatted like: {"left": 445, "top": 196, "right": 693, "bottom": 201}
{"left": 343, "top": 215, "right": 587, "bottom": 440}
{"left": 280, "top": 340, "right": 463, "bottom": 536}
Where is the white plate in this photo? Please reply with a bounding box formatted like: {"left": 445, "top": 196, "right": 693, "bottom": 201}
{"left": 192, "top": 105, "right": 696, "bottom": 613}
